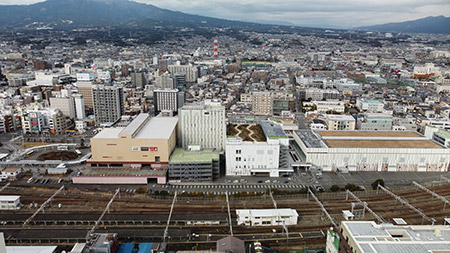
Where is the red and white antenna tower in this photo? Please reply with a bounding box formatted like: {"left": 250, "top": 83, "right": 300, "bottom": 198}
{"left": 213, "top": 37, "right": 219, "bottom": 58}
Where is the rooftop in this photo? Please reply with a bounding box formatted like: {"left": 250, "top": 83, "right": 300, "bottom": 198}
{"left": 133, "top": 117, "right": 178, "bottom": 139}
{"left": 325, "top": 140, "right": 443, "bottom": 149}
{"left": 119, "top": 113, "right": 150, "bottom": 137}
{"left": 92, "top": 128, "right": 124, "bottom": 139}
{"left": 315, "top": 131, "right": 422, "bottom": 138}
{"left": 343, "top": 221, "right": 450, "bottom": 253}
{"left": 325, "top": 114, "right": 356, "bottom": 121}
{"left": 6, "top": 246, "right": 58, "bottom": 253}
{"left": 0, "top": 195, "right": 20, "bottom": 201}
{"left": 311, "top": 131, "right": 445, "bottom": 149}
{"left": 436, "top": 129, "right": 450, "bottom": 139}
{"left": 169, "top": 148, "right": 220, "bottom": 163}
{"left": 80, "top": 168, "right": 167, "bottom": 177}
{"left": 361, "top": 100, "right": 383, "bottom": 104}
{"left": 92, "top": 116, "right": 178, "bottom": 140}
{"left": 236, "top": 209, "right": 299, "bottom": 217}
{"left": 260, "top": 120, "right": 287, "bottom": 138}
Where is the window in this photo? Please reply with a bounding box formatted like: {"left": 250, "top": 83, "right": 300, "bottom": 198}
{"left": 236, "top": 157, "right": 241, "bottom": 161}
{"left": 236, "top": 150, "right": 241, "bottom": 154}
{"left": 141, "top": 147, "right": 149, "bottom": 151}
{"left": 155, "top": 156, "right": 160, "bottom": 163}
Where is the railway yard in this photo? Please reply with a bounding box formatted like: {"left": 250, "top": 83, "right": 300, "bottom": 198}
{"left": 0, "top": 181, "right": 450, "bottom": 251}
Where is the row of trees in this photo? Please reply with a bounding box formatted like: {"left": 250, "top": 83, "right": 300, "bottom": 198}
{"left": 330, "top": 179, "right": 385, "bottom": 192}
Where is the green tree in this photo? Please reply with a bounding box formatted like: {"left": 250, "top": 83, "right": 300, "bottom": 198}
{"left": 371, "top": 179, "right": 385, "bottom": 190}
{"left": 136, "top": 187, "right": 146, "bottom": 194}
{"left": 330, "top": 185, "right": 340, "bottom": 192}
{"left": 345, "top": 183, "right": 358, "bottom": 191}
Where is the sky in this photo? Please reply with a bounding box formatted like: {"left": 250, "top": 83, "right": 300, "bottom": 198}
{"left": 0, "top": 0, "right": 449, "bottom": 28}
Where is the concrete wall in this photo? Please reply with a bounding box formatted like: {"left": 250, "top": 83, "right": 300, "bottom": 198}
{"left": 72, "top": 176, "right": 166, "bottom": 185}
{"left": 89, "top": 130, "right": 177, "bottom": 165}
{"left": 225, "top": 138, "right": 280, "bottom": 176}
{"left": 303, "top": 146, "right": 449, "bottom": 172}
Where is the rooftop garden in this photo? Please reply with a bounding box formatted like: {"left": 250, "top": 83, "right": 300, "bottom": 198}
{"left": 227, "top": 124, "right": 266, "bottom": 142}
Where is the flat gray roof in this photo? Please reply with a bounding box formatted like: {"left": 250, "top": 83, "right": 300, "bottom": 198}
{"left": 344, "top": 221, "right": 450, "bottom": 253}
{"left": 294, "top": 130, "right": 327, "bottom": 148}
{"left": 119, "top": 113, "right": 150, "bottom": 136}
{"left": 0, "top": 195, "right": 20, "bottom": 201}
{"left": 133, "top": 117, "right": 178, "bottom": 140}
{"left": 346, "top": 222, "right": 390, "bottom": 236}
{"left": 260, "top": 120, "right": 286, "bottom": 138}
{"left": 371, "top": 243, "right": 450, "bottom": 253}
{"left": 92, "top": 128, "right": 124, "bottom": 139}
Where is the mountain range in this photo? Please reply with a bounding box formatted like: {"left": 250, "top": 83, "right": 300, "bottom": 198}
{"left": 0, "top": 0, "right": 449, "bottom": 34}
{"left": 357, "top": 16, "right": 450, "bottom": 34}
{"left": 0, "top": 0, "right": 251, "bottom": 29}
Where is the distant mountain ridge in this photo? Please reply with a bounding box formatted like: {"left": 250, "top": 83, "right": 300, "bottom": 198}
{"left": 357, "top": 16, "right": 450, "bottom": 34}
{"left": 0, "top": 0, "right": 253, "bottom": 29}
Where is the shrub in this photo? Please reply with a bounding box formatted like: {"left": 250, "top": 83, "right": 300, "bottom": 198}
{"left": 344, "top": 183, "right": 358, "bottom": 191}
{"left": 330, "top": 185, "right": 340, "bottom": 192}
{"left": 136, "top": 187, "right": 146, "bottom": 194}
{"left": 371, "top": 179, "right": 385, "bottom": 190}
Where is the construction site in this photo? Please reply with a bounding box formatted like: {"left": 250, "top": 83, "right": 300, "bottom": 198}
{"left": 1, "top": 177, "right": 450, "bottom": 252}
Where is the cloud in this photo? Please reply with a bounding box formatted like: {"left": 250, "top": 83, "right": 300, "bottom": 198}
{"left": 135, "top": 0, "right": 450, "bottom": 28}
{"left": 0, "top": 0, "right": 449, "bottom": 28}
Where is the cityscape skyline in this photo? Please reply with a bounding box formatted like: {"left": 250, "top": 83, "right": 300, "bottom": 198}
{"left": 0, "top": 0, "right": 449, "bottom": 251}
{"left": 0, "top": 0, "right": 448, "bottom": 28}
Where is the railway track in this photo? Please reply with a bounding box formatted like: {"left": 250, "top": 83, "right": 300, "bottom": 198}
{"left": 0, "top": 182, "right": 449, "bottom": 250}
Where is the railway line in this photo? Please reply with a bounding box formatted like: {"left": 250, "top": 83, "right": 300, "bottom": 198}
{"left": 0, "top": 182, "right": 449, "bottom": 250}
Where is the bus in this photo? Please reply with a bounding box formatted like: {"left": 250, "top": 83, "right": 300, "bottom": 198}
{"left": 75, "top": 149, "right": 82, "bottom": 155}
{"left": 57, "top": 146, "right": 69, "bottom": 151}
{"left": 25, "top": 150, "right": 35, "bottom": 157}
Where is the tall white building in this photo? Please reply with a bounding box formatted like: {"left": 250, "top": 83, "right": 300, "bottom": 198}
{"left": 225, "top": 121, "right": 290, "bottom": 177}
{"left": 73, "top": 94, "right": 86, "bottom": 120}
{"left": 49, "top": 96, "right": 75, "bottom": 119}
{"left": 161, "top": 71, "right": 174, "bottom": 89}
{"left": 168, "top": 65, "right": 198, "bottom": 83}
{"left": 180, "top": 104, "right": 226, "bottom": 152}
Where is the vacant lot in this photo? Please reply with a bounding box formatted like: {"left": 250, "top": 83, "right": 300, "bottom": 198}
{"left": 37, "top": 151, "right": 78, "bottom": 161}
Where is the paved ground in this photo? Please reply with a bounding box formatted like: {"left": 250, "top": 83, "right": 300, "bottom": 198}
{"left": 13, "top": 170, "right": 450, "bottom": 196}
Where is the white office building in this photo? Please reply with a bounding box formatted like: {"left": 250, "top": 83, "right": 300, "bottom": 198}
{"left": 73, "top": 94, "right": 86, "bottom": 120}
{"left": 168, "top": 65, "right": 198, "bottom": 83}
{"left": 226, "top": 121, "right": 290, "bottom": 177}
{"left": 236, "top": 209, "right": 298, "bottom": 226}
{"left": 180, "top": 104, "right": 226, "bottom": 151}
{"left": 50, "top": 96, "right": 75, "bottom": 119}
{"left": 358, "top": 100, "right": 384, "bottom": 113}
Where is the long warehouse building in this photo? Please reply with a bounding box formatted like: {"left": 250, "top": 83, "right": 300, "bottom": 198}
{"left": 293, "top": 130, "right": 450, "bottom": 172}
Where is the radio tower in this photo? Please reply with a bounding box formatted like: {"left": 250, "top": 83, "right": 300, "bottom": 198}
{"left": 213, "top": 37, "right": 219, "bottom": 58}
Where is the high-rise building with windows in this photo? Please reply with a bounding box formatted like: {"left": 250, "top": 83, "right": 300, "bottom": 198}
{"left": 92, "top": 85, "right": 124, "bottom": 124}
{"left": 50, "top": 97, "right": 76, "bottom": 119}
{"left": 131, "top": 71, "right": 146, "bottom": 89}
{"left": 73, "top": 94, "right": 86, "bottom": 120}
{"left": 252, "top": 92, "right": 273, "bottom": 116}
{"left": 180, "top": 104, "right": 226, "bottom": 152}
{"left": 153, "top": 89, "right": 184, "bottom": 116}
{"left": 168, "top": 65, "right": 198, "bottom": 82}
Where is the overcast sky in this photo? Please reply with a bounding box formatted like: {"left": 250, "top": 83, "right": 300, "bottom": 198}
{"left": 0, "top": 0, "right": 449, "bottom": 28}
